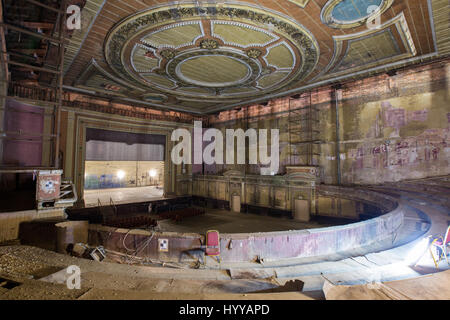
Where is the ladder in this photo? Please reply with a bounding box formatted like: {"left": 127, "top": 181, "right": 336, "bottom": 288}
{"left": 288, "top": 91, "right": 321, "bottom": 166}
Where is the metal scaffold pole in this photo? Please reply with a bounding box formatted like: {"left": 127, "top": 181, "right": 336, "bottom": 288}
{"left": 0, "top": 0, "right": 67, "bottom": 173}
{"left": 54, "top": 0, "right": 67, "bottom": 169}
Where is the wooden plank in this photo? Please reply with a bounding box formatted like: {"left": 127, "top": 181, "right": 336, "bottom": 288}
{"left": 23, "top": 0, "right": 64, "bottom": 13}
{"left": 21, "top": 22, "right": 54, "bottom": 29}
{"left": 11, "top": 49, "right": 47, "bottom": 55}
{"left": 7, "top": 60, "right": 61, "bottom": 74}
{"left": 0, "top": 1, "right": 9, "bottom": 82}
{"left": 0, "top": 23, "right": 66, "bottom": 44}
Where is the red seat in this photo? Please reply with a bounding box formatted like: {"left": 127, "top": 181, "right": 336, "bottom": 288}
{"left": 205, "top": 230, "right": 220, "bottom": 257}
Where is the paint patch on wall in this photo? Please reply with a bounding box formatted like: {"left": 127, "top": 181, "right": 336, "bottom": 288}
{"left": 408, "top": 110, "right": 429, "bottom": 122}
{"left": 382, "top": 102, "right": 406, "bottom": 129}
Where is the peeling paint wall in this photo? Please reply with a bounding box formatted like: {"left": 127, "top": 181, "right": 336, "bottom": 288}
{"left": 338, "top": 89, "right": 449, "bottom": 184}
{"left": 330, "top": 59, "right": 450, "bottom": 184}
{"left": 209, "top": 59, "right": 450, "bottom": 185}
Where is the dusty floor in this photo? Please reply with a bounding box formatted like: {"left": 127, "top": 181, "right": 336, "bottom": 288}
{"left": 84, "top": 186, "right": 164, "bottom": 207}
{"left": 0, "top": 243, "right": 448, "bottom": 300}
{"left": 0, "top": 245, "right": 322, "bottom": 300}
{"left": 157, "top": 209, "right": 330, "bottom": 233}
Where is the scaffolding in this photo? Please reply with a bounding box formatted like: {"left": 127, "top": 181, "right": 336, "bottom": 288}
{"left": 288, "top": 91, "right": 321, "bottom": 167}
{"left": 0, "top": 0, "right": 67, "bottom": 172}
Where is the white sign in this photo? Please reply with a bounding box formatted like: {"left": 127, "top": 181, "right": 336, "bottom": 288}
{"left": 171, "top": 121, "right": 280, "bottom": 175}
{"left": 159, "top": 239, "right": 169, "bottom": 252}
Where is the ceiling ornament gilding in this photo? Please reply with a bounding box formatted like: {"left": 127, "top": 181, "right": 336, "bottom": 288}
{"left": 287, "top": 0, "right": 311, "bottom": 8}
{"left": 314, "top": 12, "right": 417, "bottom": 81}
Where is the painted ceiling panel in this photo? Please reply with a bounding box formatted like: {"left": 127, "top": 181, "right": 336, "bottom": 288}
{"left": 212, "top": 21, "right": 277, "bottom": 47}
{"left": 265, "top": 43, "right": 295, "bottom": 69}
{"left": 141, "top": 22, "right": 204, "bottom": 48}
{"left": 257, "top": 72, "right": 290, "bottom": 89}
{"left": 178, "top": 55, "right": 250, "bottom": 86}
{"left": 332, "top": 0, "right": 383, "bottom": 22}
{"left": 314, "top": 12, "right": 417, "bottom": 81}
{"left": 141, "top": 73, "right": 177, "bottom": 89}
{"left": 334, "top": 29, "right": 400, "bottom": 71}
{"left": 321, "top": 0, "right": 394, "bottom": 29}
{"left": 132, "top": 46, "right": 159, "bottom": 72}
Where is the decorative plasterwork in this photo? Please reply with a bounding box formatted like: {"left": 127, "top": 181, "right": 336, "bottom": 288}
{"left": 142, "top": 93, "right": 169, "bottom": 103}
{"left": 211, "top": 20, "right": 279, "bottom": 48}
{"left": 321, "top": 0, "right": 394, "bottom": 29}
{"left": 429, "top": 0, "right": 450, "bottom": 55}
{"left": 287, "top": 0, "right": 311, "bottom": 8}
{"left": 141, "top": 21, "right": 206, "bottom": 50}
{"left": 171, "top": 51, "right": 256, "bottom": 88}
{"left": 103, "top": 3, "right": 319, "bottom": 105}
{"left": 131, "top": 44, "right": 161, "bottom": 73}
{"left": 76, "top": 59, "right": 145, "bottom": 95}
{"left": 314, "top": 12, "right": 417, "bottom": 81}
{"left": 331, "top": 29, "right": 400, "bottom": 72}
{"left": 263, "top": 42, "right": 296, "bottom": 70}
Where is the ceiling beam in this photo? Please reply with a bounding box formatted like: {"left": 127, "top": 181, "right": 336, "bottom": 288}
{"left": 22, "top": 0, "right": 64, "bottom": 14}
{"left": 0, "top": 23, "right": 66, "bottom": 44}
{"left": 11, "top": 49, "right": 47, "bottom": 55}
{"left": 7, "top": 60, "right": 61, "bottom": 74}
{"left": 0, "top": 1, "right": 9, "bottom": 83}
{"left": 21, "top": 22, "right": 54, "bottom": 29}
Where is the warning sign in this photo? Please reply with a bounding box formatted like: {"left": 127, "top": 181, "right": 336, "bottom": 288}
{"left": 158, "top": 239, "right": 169, "bottom": 252}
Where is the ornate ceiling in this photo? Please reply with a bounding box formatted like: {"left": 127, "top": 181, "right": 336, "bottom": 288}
{"left": 63, "top": 0, "right": 450, "bottom": 114}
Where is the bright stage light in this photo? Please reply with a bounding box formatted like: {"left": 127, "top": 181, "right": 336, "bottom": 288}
{"left": 149, "top": 169, "right": 157, "bottom": 177}
{"left": 117, "top": 170, "right": 126, "bottom": 179}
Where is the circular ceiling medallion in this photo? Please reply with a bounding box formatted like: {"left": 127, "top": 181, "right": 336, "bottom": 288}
{"left": 104, "top": 2, "right": 319, "bottom": 103}
{"left": 176, "top": 54, "right": 253, "bottom": 87}
{"left": 321, "top": 0, "right": 393, "bottom": 29}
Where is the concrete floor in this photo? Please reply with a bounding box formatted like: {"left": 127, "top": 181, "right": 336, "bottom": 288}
{"left": 84, "top": 186, "right": 164, "bottom": 207}
{"left": 158, "top": 209, "right": 330, "bottom": 234}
